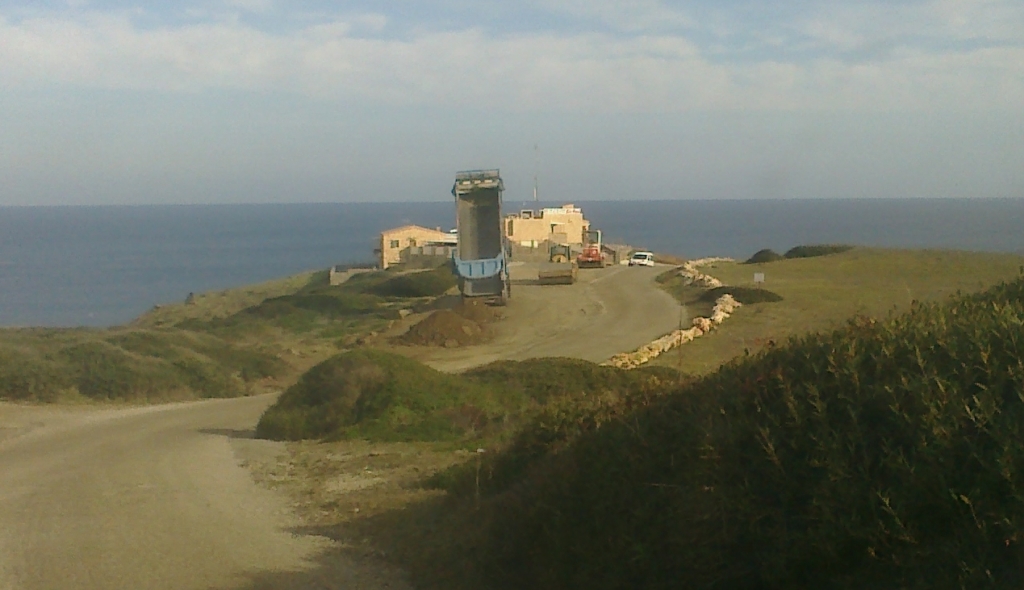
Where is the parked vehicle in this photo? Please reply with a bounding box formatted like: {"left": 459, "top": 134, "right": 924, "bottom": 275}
{"left": 538, "top": 243, "right": 578, "bottom": 285}
{"left": 577, "top": 229, "right": 610, "bottom": 268}
{"left": 451, "top": 169, "right": 511, "bottom": 304}
{"left": 628, "top": 251, "right": 655, "bottom": 267}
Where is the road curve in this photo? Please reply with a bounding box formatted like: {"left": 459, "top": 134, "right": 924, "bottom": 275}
{"left": 0, "top": 263, "right": 682, "bottom": 589}
{"left": 0, "top": 396, "right": 409, "bottom": 590}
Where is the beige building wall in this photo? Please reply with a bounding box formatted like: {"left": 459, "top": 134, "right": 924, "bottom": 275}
{"left": 379, "top": 225, "right": 452, "bottom": 269}
{"left": 505, "top": 204, "right": 591, "bottom": 247}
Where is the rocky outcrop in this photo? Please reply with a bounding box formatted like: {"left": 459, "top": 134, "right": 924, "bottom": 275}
{"left": 603, "top": 259, "right": 740, "bottom": 370}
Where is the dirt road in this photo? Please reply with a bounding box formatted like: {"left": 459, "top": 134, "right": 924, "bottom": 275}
{"left": 0, "top": 396, "right": 411, "bottom": 590}
{"left": 402, "top": 262, "right": 685, "bottom": 372}
{"left": 0, "top": 263, "right": 684, "bottom": 589}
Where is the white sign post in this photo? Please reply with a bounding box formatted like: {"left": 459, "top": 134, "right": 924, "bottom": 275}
{"left": 754, "top": 273, "right": 765, "bottom": 284}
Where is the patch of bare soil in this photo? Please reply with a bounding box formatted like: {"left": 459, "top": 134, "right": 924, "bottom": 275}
{"left": 244, "top": 439, "right": 478, "bottom": 588}
{"left": 395, "top": 299, "right": 500, "bottom": 348}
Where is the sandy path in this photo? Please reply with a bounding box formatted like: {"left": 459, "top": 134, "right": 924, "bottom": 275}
{"left": 400, "top": 262, "right": 685, "bottom": 372}
{"left": 0, "top": 396, "right": 409, "bottom": 590}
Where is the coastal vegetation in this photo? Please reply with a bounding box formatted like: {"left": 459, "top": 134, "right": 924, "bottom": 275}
{"left": 9, "top": 245, "right": 1024, "bottom": 589}
{"left": 419, "top": 272, "right": 1024, "bottom": 589}
{"left": 0, "top": 328, "right": 285, "bottom": 402}
{"left": 325, "top": 271, "right": 1024, "bottom": 590}
{"left": 745, "top": 247, "right": 785, "bottom": 263}
{"left": 250, "top": 247, "right": 1024, "bottom": 590}
{"left": 784, "top": 243, "right": 854, "bottom": 259}
{"left": 0, "top": 263, "right": 457, "bottom": 402}
{"left": 256, "top": 352, "right": 676, "bottom": 445}
{"left": 745, "top": 244, "right": 852, "bottom": 264}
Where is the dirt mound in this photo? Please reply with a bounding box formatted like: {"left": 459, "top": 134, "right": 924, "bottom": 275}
{"left": 397, "top": 309, "right": 490, "bottom": 348}
{"left": 396, "top": 298, "right": 500, "bottom": 348}
{"left": 453, "top": 298, "right": 501, "bottom": 324}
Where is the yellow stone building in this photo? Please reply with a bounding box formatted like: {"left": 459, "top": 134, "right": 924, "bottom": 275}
{"left": 377, "top": 225, "right": 456, "bottom": 269}
{"left": 504, "top": 204, "right": 591, "bottom": 247}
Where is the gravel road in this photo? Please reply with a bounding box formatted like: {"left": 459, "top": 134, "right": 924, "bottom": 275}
{"left": 404, "top": 262, "right": 685, "bottom": 372}
{"left": 0, "top": 263, "right": 684, "bottom": 589}
{"left": 0, "top": 396, "right": 411, "bottom": 590}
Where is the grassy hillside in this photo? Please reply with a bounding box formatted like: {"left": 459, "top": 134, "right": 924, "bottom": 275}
{"left": 0, "top": 327, "right": 288, "bottom": 402}
{"left": 255, "top": 353, "right": 678, "bottom": 445}
{"left": 255, "top": 349, "right": 516, "bottom": 442}
{"left": 0, "top": 264, "right": 455, "bottom": 402}
{"left": 433, "top": 272, "right": 1024, "bottom": 590}
{"left": 657, "top": 247, "right": 1024, "bottom": 375}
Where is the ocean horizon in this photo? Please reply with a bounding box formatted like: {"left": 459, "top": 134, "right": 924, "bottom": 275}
{"left": 2, "top": 198, "right": 1023, "bottom": 328}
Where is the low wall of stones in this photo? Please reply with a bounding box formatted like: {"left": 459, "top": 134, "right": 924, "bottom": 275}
{"left": 603, "top": 258, "right": 739, "bottom": 370}
{"left": 678, "top": 257, "right": 732, "bottom": 288}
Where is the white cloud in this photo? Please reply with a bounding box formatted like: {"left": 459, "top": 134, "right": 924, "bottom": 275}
{"left": 532, "top": 0, "right": 695, "bottom": 32}
{"left": 0, "top": 6, "right": 1021, "bottom": 113}
{"left": 791, "top": 0, "right": 1024, "bottom": 54}
{"left": 223, "top": 0, "right": 273, "bottom": 14}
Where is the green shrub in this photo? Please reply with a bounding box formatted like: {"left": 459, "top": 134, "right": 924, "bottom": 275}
{"left": 784, "top": 244, "right": 854, "bottom": 259}
{"left": 249, "top": 291, "right": 381, "bottom": 318}
{"left": 60, "top": 342, "right": 185, "bottom": 400}
{"left": 171, "top": 356, "right": 245, "bottom": 398}
{"left": 197, "top": 345, "right": 287, "bottom": 381}
{"left": 0, "top": 327, "right": 287, "bottom": 402}
{"left": 699, "top": 285, "right": 784, "bottom": 304}
{"left": 255, "top": 350, "right": 518, "bottom": 442}
{"left": 106, "top": 330, "right": 186, "bottom": 359}
{"left": 339, "top": 270, "right": 391, "bottom": 291}
{"left": 108, "top": 329, "right": 287, "bottom": 383}
{"left": 459, "top": 275, "right": 1024, "bottom": 590}
{"left": 434, "top": 363, "right": 679, "bottom": 499}
{"left": 745, "top": 248, "right": 785, "bottom": 264}
{"left": 0, "top": 346, "right": 74, "bottom": 401}
{"left": 368, "top": 265, "right": 457, "bottom": 298}
{"left": 464, "top": 357, "right": 676, "bottom": 405}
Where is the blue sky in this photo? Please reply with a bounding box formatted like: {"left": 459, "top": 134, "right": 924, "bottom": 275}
{"left": 0, "top": 0, "right": 1022, "bottom": 204}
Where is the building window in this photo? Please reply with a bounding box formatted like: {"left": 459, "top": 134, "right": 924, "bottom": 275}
{"left": 409, "top": 238, "right": 417, "bottom": 247}
{"left": 507, "top": 219, "right": 514, "bottom": 236}
{"left": 390, "top": 240, "right": 400, "bottom": 248}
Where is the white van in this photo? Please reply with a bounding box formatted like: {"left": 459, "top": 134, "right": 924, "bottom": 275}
{"left": 628, "top": 252, "right": 655, "bottom": 267}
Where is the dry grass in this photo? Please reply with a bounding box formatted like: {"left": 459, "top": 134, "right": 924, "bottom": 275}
{"left": 244, "top": 438, "right": 480, "bottom": 587}
{"left": 131, "top": 271, "right": 320, "bottom": 329}
{"left": 655, "top": 247, "right": 1024, "bottom": 375}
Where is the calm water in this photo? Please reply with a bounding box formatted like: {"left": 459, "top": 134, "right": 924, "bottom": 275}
{"left": 1, "top": 199, "right": 1023, "bottom": 327}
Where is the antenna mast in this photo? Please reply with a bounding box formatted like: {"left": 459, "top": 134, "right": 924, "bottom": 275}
{"left": 533, "top": 143, "right": 539, "bottom": 205}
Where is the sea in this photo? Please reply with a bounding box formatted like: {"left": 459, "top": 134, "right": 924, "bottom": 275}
{"left": 2, "top": 199, "right": 1023, "bottom": 328}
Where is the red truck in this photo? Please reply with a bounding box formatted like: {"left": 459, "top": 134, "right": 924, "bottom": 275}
{"left": 577, "top": 229, "right": 609, "bottom": 268}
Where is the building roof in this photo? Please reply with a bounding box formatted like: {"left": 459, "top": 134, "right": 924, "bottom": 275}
{"left": 381, "top": 224, "right": 451, "bottom": 237}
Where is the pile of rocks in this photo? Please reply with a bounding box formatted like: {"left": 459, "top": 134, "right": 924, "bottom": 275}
{"left": 604, "top": 259, "right": 741, "bottom": 370}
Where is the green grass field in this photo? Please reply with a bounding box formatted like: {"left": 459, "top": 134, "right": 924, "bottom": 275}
{"left": 656, "top": 247, "right": 1024, "bottom": 375}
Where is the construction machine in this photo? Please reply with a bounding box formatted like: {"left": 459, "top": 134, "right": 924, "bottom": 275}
{"left": 538, "top": 243, "right": 578, "bottom": 285}
{"left": 451, "top": 170, "right": 511, "bottom": 304}
{"left": 577, "top": 229, "right": 609, "bottom": 268}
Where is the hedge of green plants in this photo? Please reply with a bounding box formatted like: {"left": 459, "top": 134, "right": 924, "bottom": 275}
{"left": 745, "top": 248, "right": 785, "bottom": 264}
{"left": 450, "top": 273, "right": 1024, "bottom": 589}
{"left": 784, "top": 244, "right": 854, "bottom": 259}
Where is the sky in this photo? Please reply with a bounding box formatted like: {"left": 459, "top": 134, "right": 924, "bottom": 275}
{"left": 0, "top": 0, "right": 1022, "bottom": 205}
